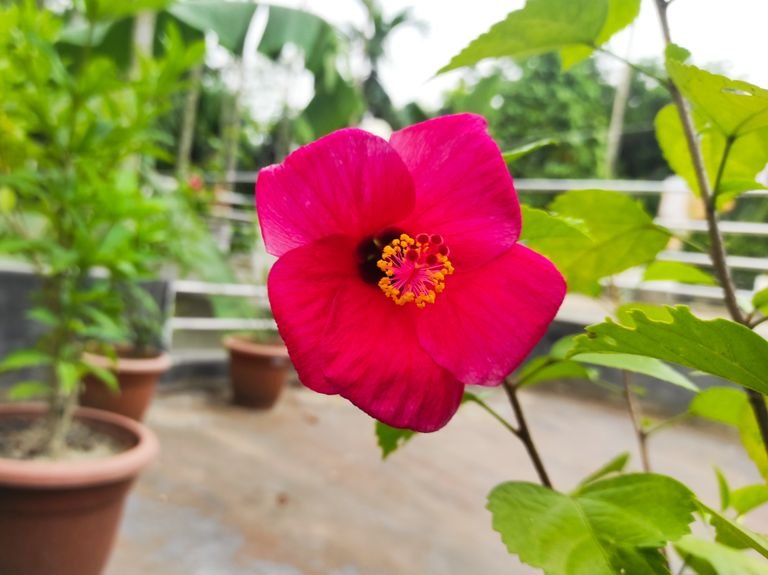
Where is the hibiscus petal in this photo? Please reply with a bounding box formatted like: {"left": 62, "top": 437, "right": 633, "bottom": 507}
{"left": 321, "top": 281, "right": 464, "bottom": 432}
{"left": 267, "top": 235, "right": 359, "bottom": 394}
{"left": 256, "top": 129, "right": 415, "bottom": 257}
{"left": 389, "top": 113, "right": 521, "bottom": 270}
{"left": 417, "top": 244, "right": 566, "bottom": 386}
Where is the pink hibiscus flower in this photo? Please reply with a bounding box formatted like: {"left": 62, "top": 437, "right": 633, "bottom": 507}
{"left": 256, "top": 114, "right": 565, "bottom": 432}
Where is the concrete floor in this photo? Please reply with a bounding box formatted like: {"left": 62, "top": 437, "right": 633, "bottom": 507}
{"left": 106, "top": 382, "right": 767, "bottom": 575}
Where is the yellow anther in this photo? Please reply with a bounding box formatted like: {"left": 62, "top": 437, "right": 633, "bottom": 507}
{"left": 376, "top": 232, "right": 454, "bottom": 308}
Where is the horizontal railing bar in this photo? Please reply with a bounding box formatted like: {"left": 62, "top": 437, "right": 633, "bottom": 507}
{"left": 170, "top": 317, "right": 276, "bottom": 331}
{"left": 611, "top": 277, "right": 754, "bottom": 300}
{"left": 173, "top": 280, "right": 267, "bottom": 298}
{"left": 655, "top": 218, "right": 768, "bottom": 236}
{"left": 658, "top": 251, "right": 768, "bottom": 272}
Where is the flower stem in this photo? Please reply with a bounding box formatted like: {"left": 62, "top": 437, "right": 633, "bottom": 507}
{"left": 503, "top": 380, "right": 553, "bottom": 488}
{"left": 652, "top": 0, "right": 768, "bottom": 460}
{"left": 622, "top": 371, "right": 651, "bottom": 472}
{"left": 468, "top": 394, "right": 521, "bottom": 437}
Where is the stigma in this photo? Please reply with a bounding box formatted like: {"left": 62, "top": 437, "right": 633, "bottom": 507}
{"left": 377, "top": 233, "right": 454, "bottom": 308}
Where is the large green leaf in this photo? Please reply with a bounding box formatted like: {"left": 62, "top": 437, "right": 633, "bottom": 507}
{"left": 439, "top": 0, "right": 609, "bottom": 74}
{"left": 301, "top": 72, "right": 363, "bottom": 139}
{"left": 572, "top": 352, "right": 698, "bottom": 391}
{"left": 167, "top": 1, "right": 259, "bottom": 54}
{"left": 488, "top": 474, "right": 694, "bottom": 574}
{"left": 731, "top": 484, "right": 768, "bottom": 516}
{"left": 561, "top": 0, "right": 641, "bottom": 69}
{"left": 675, "top": 537, "right": 768, "bottom": 575}
{"left": 572, "top": 305, "right": 768, "bottom": 396}
{"left": 520, "top": 206, "right": 593, "bottom": 292}
{"left": 690, "top": 387, "right": 768, "bottom": 481}
{"left": 667, "top": 59, "right": 768, "bottom": 138}
{"left": 655, "top": 103, "right": 768, "bottom": 203}
{"left": 537, "top": 190, "right": 670, "bottom": 295}
{"left": 516, "top": 356, "right": 595, "bottom": 387}
{"left": 258, "top": 5, "right": 338, "bottom": 73}
{"left": 704, "top": 505, "right": 768, "bottom": 559}
{"left": 643, "top": 261, "right": 716, "bottom": 286}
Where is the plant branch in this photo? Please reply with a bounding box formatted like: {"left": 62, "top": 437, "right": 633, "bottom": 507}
{"left": 622, "top": 371, "right": 651, "bottom": 471}
{"left": 503, "top": 380, "right": 553, "bottom": 488}
{"left": 468, "top": 394, "right": 521, "bottom": 438}
{"left": 593, "top": 46, "right": 668, "bottom": 86}
{"left": 653, "top": 0, "right": 768, "bottom": 460}
{"left": 711, "top": 136, "right": 735, "bottom": 203}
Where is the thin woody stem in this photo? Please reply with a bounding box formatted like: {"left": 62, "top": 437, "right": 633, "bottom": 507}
{"left": 653, "top": 0, "right": 768, "bottom": 460}
{"left": 503, "top": 380, "right": 553, "bottom": 488}
{"left": 622, "top": 371, "right": 651, "bottom": 472}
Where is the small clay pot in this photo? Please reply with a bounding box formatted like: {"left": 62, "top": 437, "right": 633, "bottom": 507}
{"left": 223, "top": 336, "right": 290, "bottom": 408}
{"left": 80, "top": 351, "right": 172, "bottom": 421}
{"left": 0, "top": 403, "right": 159, "bottom": 575}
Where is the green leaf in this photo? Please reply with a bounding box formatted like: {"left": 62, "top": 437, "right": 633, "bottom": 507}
{"left": 501, "top": 138, "right": 556, "bottom": 163}
{"left": 571, "top": 352, "right": 698, "bottom": 391}
{"left": 571, "top": 305, "right": 768, "bottom": 396}
{"left": 489, "top": 474, "right": 695, "bottom": 574}
{"left": 753, "top": 288, "right": 768, "bottom": 315}
{"left": 519, "top": 205, "right": 596, "bottom": 291}
{"left": 439, "top": 0, "right": 609, "bottom": 74}
{"left": 667, "top": 59, "right": 768, "bottom": 138}
{"left": 82, "top": 363, "right": 118, "bottom": 392}
{"left": 665, "top": 43, "right": 691, "bottom": 64}
{"left": 375, "top": 421, "right": 416, "bottom": 459}
{"left": 0, "top": 349, "right": 52, "bottom": 372}
{"left": 258, "top": 5, "right": 338, "bottom": 73}
{"left": 690, "top": 388, "right": 768, "bottom": 481}
{"left": 655, "top": 104, "right": 768, "bottom": 203}
{"left": 731, "top": 484, "right": 768, "bottom": 516}
{"left": 0, "top": 186, "right": 16, "bottom": 213}
{"left": 714, "top": 467, "right": 731, "bottom": 511}
{"left": 643, "top": 261, "right": 717, "bottom": 286}
{"left": 545, "top": 190, "right": 670, "bottom": 295}
{"left": 689, "top": 387, "right": 744, "bottom": 426}
{"left": 561, "top": 0, "right": 641, "bottom": 69}
{"left": 706, "top": 505, "right": 768, "bottom": 559}
{"left": 577, "top": 452, "right": 630, "bottom": 488}
{"left": 56, "top": 362, "right": 81, "bottom": 395}
{"left": 675, "top": 536, "right": 768, "bottom": 575}
{"left": 517, "top": 357, "right": 594, "bottom": 387}
{"left": 7, "top": 381, "right": 50, "bottom": 400}
{"left": 167, "top": 1, "right": 259, "bottom": 54}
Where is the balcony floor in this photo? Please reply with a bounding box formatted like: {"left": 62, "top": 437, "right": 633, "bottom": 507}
{"left": 107, "top": 381, "right": 767, "bottom": 575}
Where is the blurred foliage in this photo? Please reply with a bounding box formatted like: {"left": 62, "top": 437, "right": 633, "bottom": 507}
{"left": 443, "top": 54, "right": 671, "bottom": 180}
{"left": 0, "top": 0, "right": 201, "bottom": 413}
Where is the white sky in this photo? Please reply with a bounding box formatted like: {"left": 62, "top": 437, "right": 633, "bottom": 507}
{"left": 263, "top": 0, "right": 768, "bottom": 109}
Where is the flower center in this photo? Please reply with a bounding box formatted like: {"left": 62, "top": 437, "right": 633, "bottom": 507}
{"left": 377, "top": 233, "right": 454, "bottom": 308}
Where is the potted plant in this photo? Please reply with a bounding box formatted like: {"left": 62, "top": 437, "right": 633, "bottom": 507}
{"left": 224, "top": 331, "right": 291, "bottom": 408}
{"left": 0, "top": 3, "right": 201, "bottom": 573}
{"left": 79, "top": 282, "right": 173, "bottom": 421}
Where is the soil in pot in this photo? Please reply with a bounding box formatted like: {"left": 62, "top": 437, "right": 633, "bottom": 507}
{"left": 224, "top": 336, "right": 290, "bottom": 408}
{"left": 0, "top": 404, "right": 158, "bottom": 575}
{"left": 80, "top": 348, "right": 172, "bottom": 421}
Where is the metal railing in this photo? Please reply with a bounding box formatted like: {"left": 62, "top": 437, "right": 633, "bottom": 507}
{"left": 172, "top": 176, "right": 768, "bottom": 336}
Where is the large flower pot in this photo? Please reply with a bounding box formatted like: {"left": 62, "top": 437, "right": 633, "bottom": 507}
{"left": 80, "top": 351, "right": 172, "bottom": 421}
{"left": 0, "top": 403, "right": 159, "bottom": 575}
{"left": 223, "top": 336, "right": 290, "bottom": 408}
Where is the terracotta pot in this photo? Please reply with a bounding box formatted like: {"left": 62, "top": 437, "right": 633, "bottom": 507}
{"left": 223, "top": 337, "right": 290, "bottom": 408}
{"left": 80, "top": 351, "right": 172, "bottom": 421}
{"left": 0, "top": 403, "right": 159, "bottom": 575}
